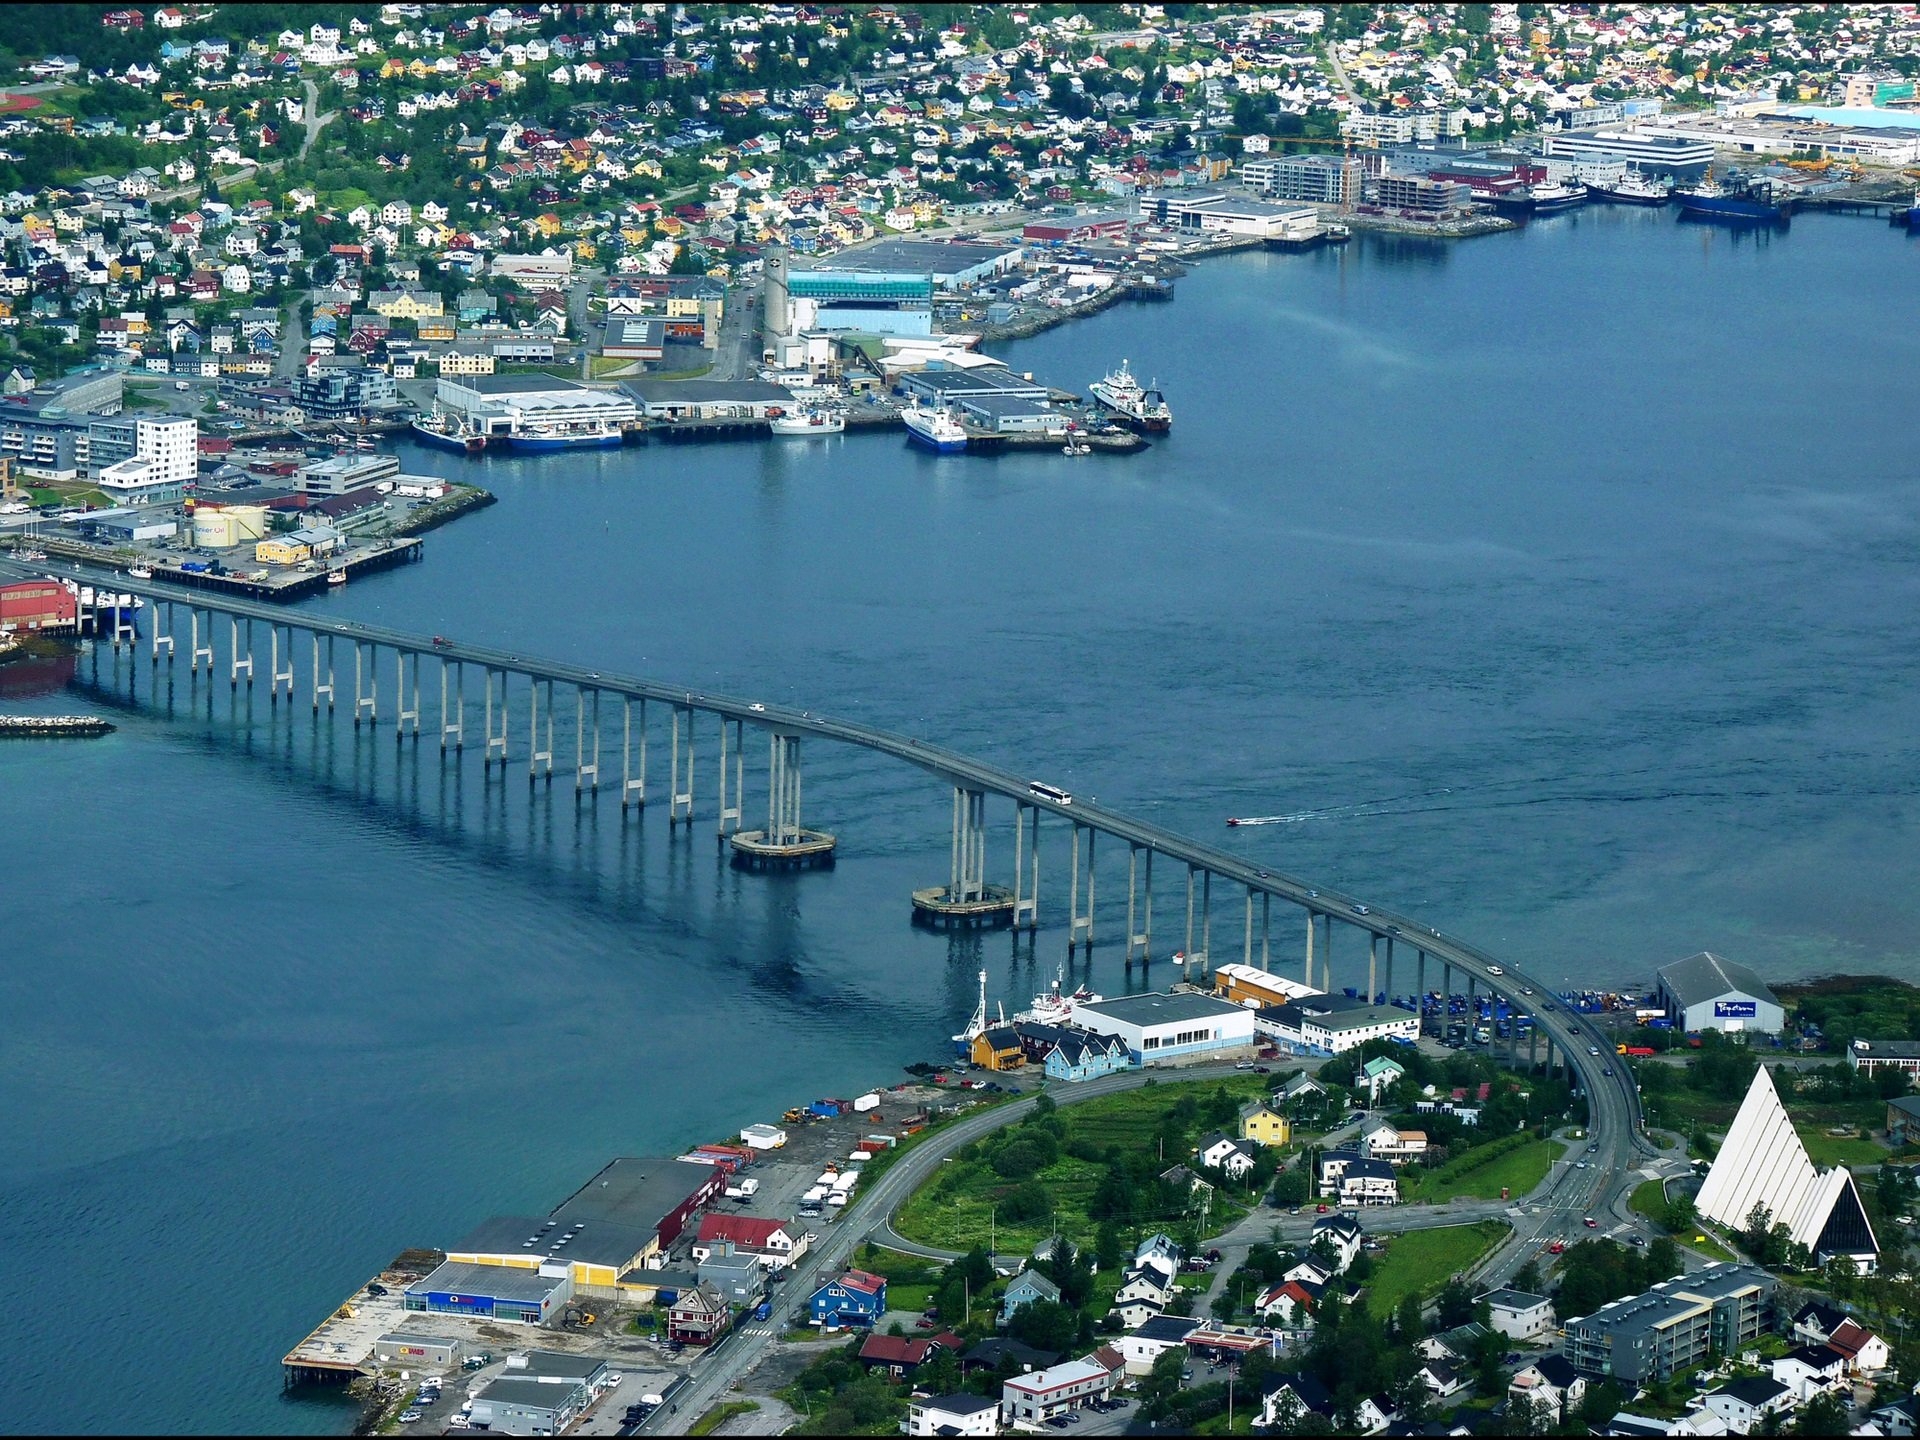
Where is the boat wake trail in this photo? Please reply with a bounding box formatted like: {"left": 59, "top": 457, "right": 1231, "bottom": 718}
{"left": 1228, "top": 788, "right": 1453, "bottom": 826}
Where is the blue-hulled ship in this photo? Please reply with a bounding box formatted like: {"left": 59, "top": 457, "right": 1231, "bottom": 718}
{"left": 1674, "top": 173, "right": 1792, "bottom": 222}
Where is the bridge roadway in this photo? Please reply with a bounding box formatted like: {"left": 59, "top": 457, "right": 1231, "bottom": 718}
{"left": 12, "top": 554, "right": 1662, "bottom": 1322}
{"left": 9, "top": 555, "right": 1651, "bottom": 1134}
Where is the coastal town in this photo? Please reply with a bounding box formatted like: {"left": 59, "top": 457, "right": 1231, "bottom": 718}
{"left": 5, "top": 7, "right": 1920, "bottom": 1440}
{"left": 3, "top": 2, "right": 1920, "bottom": 585}
{"left": 267, "top": 956, "right": 1920, "bottom": 1439}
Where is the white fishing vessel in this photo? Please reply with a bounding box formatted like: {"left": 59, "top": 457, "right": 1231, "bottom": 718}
{"left": 1088, "top": 359, "right": 1171, "bottom": 432}
{"left": 1012, "top": 965, "right": 1103, "bottom": 1026}
{"left": 770, "top": 407, "right": 847, "bottom": 436}
{"left": 901, "top": 403, "right": 968, "bottom": 452}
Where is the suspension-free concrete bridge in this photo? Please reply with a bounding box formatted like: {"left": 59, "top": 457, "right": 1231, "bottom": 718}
{"left": 6, "top": 554, "right": 1653, "bottom": 1151}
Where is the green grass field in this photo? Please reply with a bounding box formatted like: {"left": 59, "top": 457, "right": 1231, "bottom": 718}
{"left": 1406, "top": 1138, "right": 1557, "bottom": 1204}
{"left": 1365, "top": 1220, "right": 1510, "bottom": 1317}
{"left": 891, "top": 1076, "right": 1280, "bottom": 1254}
{"left": 1798, "top": 1129, "right": 1885, "bottom": 1168}
{"left": 1629, "top": 1177, "right": 1737, "bottom": 1260}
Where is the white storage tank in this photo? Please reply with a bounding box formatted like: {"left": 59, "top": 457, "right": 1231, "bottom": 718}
{"left": 853, "top": 1093, "right": 881, "bottom": 1113}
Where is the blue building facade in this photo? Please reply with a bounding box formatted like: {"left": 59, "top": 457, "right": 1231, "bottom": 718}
{"left": 810, "top": 1270, "right": 886, "bottom": 1328}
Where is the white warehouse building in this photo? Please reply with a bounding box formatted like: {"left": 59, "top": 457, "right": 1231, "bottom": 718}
{"left": 1655, "top": 952, "right": 1784, "bottom": 1035}
{"left": 1070, "top": 992, "right": 1256, "bottom": 1064}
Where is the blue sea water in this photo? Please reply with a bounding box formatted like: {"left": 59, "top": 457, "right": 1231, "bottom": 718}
{"left": 2, "top": 207, "right": 1918, "bottom": 1433}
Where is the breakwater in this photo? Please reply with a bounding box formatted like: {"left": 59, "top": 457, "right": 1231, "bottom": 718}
{"left": 0, "top": 713, "right": 113, "bottom": 737}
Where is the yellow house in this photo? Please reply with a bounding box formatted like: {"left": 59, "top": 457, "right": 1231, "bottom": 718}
{"left": 970, "top": 1027, "right": 1025, "bottom": 1072}
{"left": 256, "top": 535, "right": 311, "bottom": 566}
{"left": 532, "top": 212, "right": 564, "bottom": 238}
{"left": 573, "top": 239, "right": 596, "bottom": 261}
{"left": 370, "top": 290, "right": 445, "bottom": 320}
{"left": 416, "top": 316, "right": 456, "bottom": 341}
{"left": 436, "top": 348, "right": 494, "bottom": 376}
{"left": 1239, "top": 1101, "right": 1291, "bottom": 1148}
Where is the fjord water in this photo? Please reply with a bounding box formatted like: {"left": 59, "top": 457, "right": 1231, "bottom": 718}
{"left": 4, "top": 209, "right": 1918, "bottom": 1433}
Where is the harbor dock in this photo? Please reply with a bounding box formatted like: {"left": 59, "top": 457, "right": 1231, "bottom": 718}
{"left": 281, "top": 1249, "right": 445, "bottom": 1388}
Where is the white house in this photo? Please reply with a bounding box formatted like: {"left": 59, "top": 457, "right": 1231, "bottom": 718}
{"left": 1703, "top": 1376, "right": 1794, "bottom": 1435}
{"left": 1310, "top": 1214, "right": 1363, "bottom": 1272}
{"left": 1481, "top": 1288, "right": 1555, "bottom": 1342}
{"left": 1115, "top": 1315, "right": 1199, "bottom": 1377}
{"left": 904, "top": 1394, "right": 999, "bottom": 1436}
{"left": 1771, "top": 1345, "right": 1848, "bottom": 1402}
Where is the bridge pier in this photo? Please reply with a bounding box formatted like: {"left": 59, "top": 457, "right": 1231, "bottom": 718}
{"left": 1368, "top": 933, "right": 1378, "bottom": 1006}
{"left": 715, "top": 715, "right": 743, "bottom": 842}
{"left": 528, "top": 677, "right": 554, "bottom": 783}
{"left": 312, "top": 634, "right": 335, "bottom": 712}
{"left": 441, "top": 661, "right": 465, "bottom": 751}
{"left": 1011, "top": 803, "right": 1039, "bottom": 931}
{"left": 1242, "top": 887, "right": 1255, "bottom": 966}
{"left": 396, "top": 649, "right": 421, "bottom": 738}
{"left": 668, "top": 704, "right": 694, "bottom": 825}
{"left": 576, "top": 687, "right": 600, "bottom": 794}
{"left": 1124, "top": 843, "right": 1152, "bottom": 964}
{"left": 151, "top": 601, "right": 175, "bottom": 663}
{"left": 190, "top": 609, "right": 212, "bottom": 675}
{"left": 1260, "top": 891, "right": 1271, "bottom": 969}
{"left": 353, "top": 641, "right": 375, "bottom": 725}
{"left": 1383, "top": 937, "right": 1394, "bottom": 1007}
{"left": 483, "top": 668, "right": 508, "bottom": 766}
{"left": 1179, "top": 866, "right": 1211, "bottom": 977}
{"left": 229, "top": 617, "right": 253, "bottom": 688}
{"left": 1067, "top": 823, "right": 1094, "bottom": 953}
{"left": 1417, "top": 950, "right": 1428, "bottom": 1028}
{"left": 913, "top": 785, "right": 1013, "bottom": 929}
{"left": 111, "top": 601, "right": 134, "bottom": 649}
{"left": 1529, "top": 1021, "right": 1539, "bottom": 1072}
{"left": 268, "top": 625, "right": 294, "bottom": 699}
{"left": 730, "top": 732, "right": 835, "bottom": 870}
{"left": 1304, "top": 910, "right": 1315, "bottom": 987}
{"left": 621, "top": 697, "right": 646, "bottom": 809}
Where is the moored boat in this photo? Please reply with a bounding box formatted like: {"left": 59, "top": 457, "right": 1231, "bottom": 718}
{"left": 1674, "top": 173, "right": 1792, "bottom": 222}
{"left": 1587, "top": 173, "right": 1673, "bottom": 206}
{"left": 327, "top": 569, "right": 347, "bottom": 586}
{"left": 1089, "top": 359, "right": 1171, "bottom": 432}
{"left": 504, "top": 420, "right": 623, "bottom": 452}
{"left": 410, "top": 410, "right": 487, "bottom": 454}
{"left": 770, "top": 407, "right": 847, "bottom": 436}
{"left": 901, "top": 404, "right": 969, "bottom": 452}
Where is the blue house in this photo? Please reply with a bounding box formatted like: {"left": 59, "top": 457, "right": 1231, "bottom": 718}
{"left": 1044, "top": 1033, "right": 1130, "bottom": 1083}
{"left": 810, "top": 1269, "right": 886, "bottom": 1328}
{"left": 997, "top": 1270, "right": 1062, "bottom": 1327}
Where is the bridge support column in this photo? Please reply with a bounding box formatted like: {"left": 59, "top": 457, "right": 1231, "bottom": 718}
{"left": 111, "top": 602, "right": 134, "bottom": 649}
{"left": 576, "top": 687, "right": 600, "bottom": 794}
{"left": 190, "top": 610, "right": 212, "bottom": 675}
{"left": 353, "top": 642, "right": 376, "bottom": 725}
{"left": 268, "top": 626, "right": 294, "bottom": 699}
{"left": 1417, "top": 950, "right": 1428, "bottom": 1026}
{"left": 396, "top": 650, "right": 420, "bottom": 738}
{"left": 1304, "top": 910, "right": 1315, "bottom": 987}
{"left": 441, "top": 661, "right": 464, "bottom": 751}
{"left": 669, "top": 704, "right": 694, "bottom": 824}
{"left": 1011, "top": 803, "right": 1039, "bottom": 931}
{"left": 1260, "top": 892, "right": 1271, "bottom": 969}
{"left": 621, "top": 697, "right": 646, "bottom": 809}
{"left": 1383, "top": 937, "right": 1394, "bottom": 1007}
{"left": 1367, "top": 934, "right": 1378, "bottom": 1006}
{"left": 911, "top": 787, "right": 1013, "bottom": 928}
{"left": 1243, "top": 888, "right": 1255, "bottom": 966}
{"left": 1529, "top": 1023, "right": 1539, "bottom": 1072}
{"left": 1124, "top": 843, "right": 1152, "bottom": 963}
{"left": 483, "top": 668, "right": 508, "bottom": 766}
{"left": 715, "top": 715, "right": 743, "bottom": 841}
{"left": 729, "top": 732, "right": 835, "bottom": 870}
{"left": 151, "top": 602, "right": 175, "bottom": 663}
{"left": 229, "top": 617, "right": 253, "bottom": 688}
{"left": 312, "top": 634, "right": 335, "bottom": 712}
{"left": 1067, "top": 824, "right": 1094, "bottom": 952}
{"left": 528, "top": 678, "right": 554, "bottom": 783}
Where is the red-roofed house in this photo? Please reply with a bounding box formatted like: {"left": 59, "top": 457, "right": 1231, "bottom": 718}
{"left": 859, "top": 1333, "right": 948, "bottom": 1377}
{"left": 691, "top": 1214, "right": 804, "bottom": 1270}
{"left": 1827, "top": 1319, "right": 1890, "bottom": 1375}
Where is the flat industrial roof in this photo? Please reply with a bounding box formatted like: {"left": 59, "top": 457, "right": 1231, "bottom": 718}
{"left": 445, "top": 374, "right": 594, "bottom": 395}
{"left": 625, "top": 379, "right": 794, "bottom": 403}
{"left": 1074, "top": 991, "right": 1247, "bottom": 1028}
{"left": 453, "top": 1214, "right": 657, "bottom": 1269}
{"left": 476, "top": 1377, "right": 582, "bottom": 1411}
{"left": 550, "top": 1156, "right": 719, "bottom": 1232}
{"left": 408, "top": 1260, "right": 569, "bottom": 1304}
{"left": 799, "top": 238, "right": 1020, "bottom": 276}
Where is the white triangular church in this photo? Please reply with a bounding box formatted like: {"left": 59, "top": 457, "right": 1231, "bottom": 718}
{"left": 1694, "top": 1066, "right": 1878, "bottom": 1271}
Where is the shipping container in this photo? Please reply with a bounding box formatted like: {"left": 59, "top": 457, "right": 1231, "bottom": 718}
{"left": 853, "top": 1093, "right": 881, "bottom": 1112}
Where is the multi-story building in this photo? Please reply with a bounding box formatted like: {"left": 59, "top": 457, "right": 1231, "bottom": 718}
{"left": 1848, "top": 1039, "right": 1920, "bottom": 1084}
{"left": 1564, "top": 1265, "right": 1777, "bottom": 1384}
{"left": 1237, "top": 155, "right": 1361, "bottom": 206}
{"left": 1367, "top": 173, "right": 1470, "bottom": 219}
{"left": 92, "top": 415, "right": 197, "bottom": 502}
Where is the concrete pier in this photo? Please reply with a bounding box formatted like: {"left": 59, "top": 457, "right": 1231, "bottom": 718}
{"left": 729, "top": 732, "right": 837, "bottom": 869}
